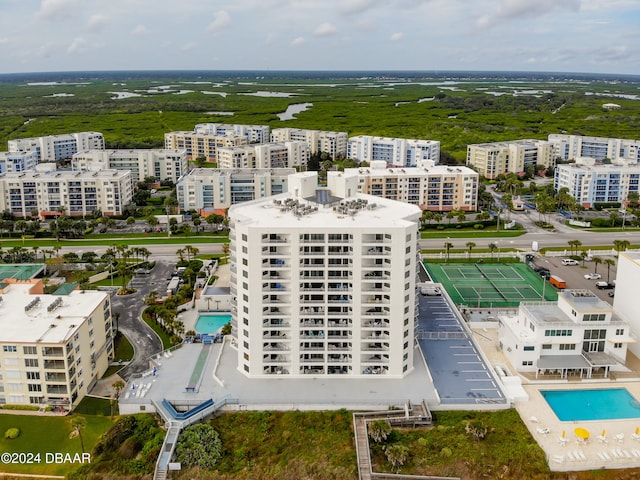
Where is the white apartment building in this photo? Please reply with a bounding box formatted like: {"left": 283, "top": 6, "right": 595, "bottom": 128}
{"left": 611, "top": 252, "right": 640, "bottom": 359}
{"left": 164, "top": 131, "right": 248, "bottom": 160}
{"left": 176, "top": 168, "right": 295, "bottom": 213}
{"left": 0, "top": 151, "right": 38, "bottom": 174}
{"left": 346, "top": 160, "right": 478, "bottom": 211}
{"left": 347, "top": 136, "right": 440, "bottom": 167}
{"left": 271, "top": 128, "right": 348, "bottom": 159}
{"left": 549, "top": 134, "right": 640, "bottom": 163}
{"left": 0, "top": 165, "right": 133, "bottom": 218}
{"left": 466, "top": 139, "right": 554, "bottom": 179}
{"left": 194, "top": 123, "right": 270, "bottom": 143}
{"left": 0, "top": 278, "right": 113, "bottom": 408}
{"left": 229, "top": 171, "right": 422, "bottom": 378}
{"left": 8, "top": 132, "right": 105, "bottom": 163}
{"left": 499, "top": 289, "right": 633, "bottom": 378}
{"left": 71, "top": 149, "right": 188, "bottom": 184}
{"left": 554, "top": 159, "right": 640, "bottom": 208}
{"left": 217, "top": 142, "right": 309, "bottom": 170}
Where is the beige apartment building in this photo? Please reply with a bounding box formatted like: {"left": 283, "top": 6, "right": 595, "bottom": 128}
{"left": 271, "top": 128, "right": 348, "bottom": 159}
{"left": 0, "top": 278, "right": 113, "bottom": 408}
{"left": 72, "top": 149, "right": 188, "bottom": 184}
{"left": 0, "top": 166, "right": 133, "bottom": 218}
{"left": 217, "top": 142, "right": 309, "bottom": 170}
{"left": 164, "top": 131, "right": 248, "bottom": 160}
{"left": 346, "top": 160, "right": 478, "bottom": 211}
{"left": 466, "top": 139, "right": 554, "bottom": 179}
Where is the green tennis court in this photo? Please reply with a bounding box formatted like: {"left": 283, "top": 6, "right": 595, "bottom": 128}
{"left": 424, "top": 262, "right": 557, "bottom": 307}
{"left": 0, "top": 264, "right": 44, "bottom": 281}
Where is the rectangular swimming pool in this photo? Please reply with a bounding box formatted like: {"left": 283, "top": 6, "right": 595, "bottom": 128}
{"left": 541, "top": 388, "right": 640, "bottom": 421}
{"left": 195, "top": 313, "right": 231, "bottom": 335}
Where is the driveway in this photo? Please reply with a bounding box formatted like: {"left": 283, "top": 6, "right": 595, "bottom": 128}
{"left": 111, "top": 258, "right": 176, "bottom": 380}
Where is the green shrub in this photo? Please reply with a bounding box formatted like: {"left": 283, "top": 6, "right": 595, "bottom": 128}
{"left": 4, "top": 427, "right": 20, "bottom": 439}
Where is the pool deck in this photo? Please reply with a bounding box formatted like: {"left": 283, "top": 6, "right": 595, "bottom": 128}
{"left": 471, "top": 324, "right": 640, "bottom": 471}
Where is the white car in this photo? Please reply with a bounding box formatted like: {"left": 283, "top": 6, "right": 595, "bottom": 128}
{"left": 562, "top": 259, "right": 579, "bottom": 266}
{"left": 584, "top": 273, "right": 602, "bottom": 280}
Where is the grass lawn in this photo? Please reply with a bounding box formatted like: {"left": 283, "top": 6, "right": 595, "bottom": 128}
{"left": 112, "top": 331, "right": 134, "bottom": 362}
{"left": 0, "top": 413, "right": 113, "bottom": 476}
{"left": 421, "top": 229, "right": 525, "bottom": 239}
{"left": 142, "top": 310, "right": 172, "bottom": 349}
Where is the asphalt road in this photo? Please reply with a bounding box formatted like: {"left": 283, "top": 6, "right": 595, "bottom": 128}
{"left": 111, "top": 258, "right": 176, "bottom": 380}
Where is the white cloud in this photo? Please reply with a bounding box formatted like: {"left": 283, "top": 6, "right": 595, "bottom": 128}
{"left": 477, "top": 0, "right": 581, "bottom": 29}
{"left": 340, "top": 0, "right": 379, "bottom": 15}
{"left": 265, "top": 33, "right": 276, "bottom": 45}
{"left": 37, "top": 0, "right": 77, "bottom": 20}
{"left": 207, "top": 10, "right": 231, "bottom": 35}
{"left": 181, "top": 42, "right": 197, "bottom": 52}
{"left": 131, "top": 24, "right": 151, "bottom": 37}
{"left": 291, "top": 36, "right": 306, "bottom": 47}
{"left": 67, "top": 37, "right": 87, "bottom": 54}
{"left": 314, "top": 22, "right": 337, "bottom": 37}
{"left": 86, "top": 14, "right": 110, "bottom": 32}
{"left": 390, "top": 32, "right": 404, "bottom": 42}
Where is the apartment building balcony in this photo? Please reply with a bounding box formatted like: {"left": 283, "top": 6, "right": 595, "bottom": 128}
{"left": 263, "top": 354, "right": 290, "bottom": 363}
{"left": 327, "top": 319, "right": 352, "bottom": 328}
{"left": 361, "top": 354, "right": 390, "bottom": 364}
{"left": 363, "top": 332, "right": 390, "bottom": 340}
{"left": 301, "top": 367, "right": 325, "bottom": 374}
{"left": 362, "top": 318, "right": 390, "bottom": 328}
{"left": 262, "top": 259, "right": 288, "bottom": 268}
{"left": 362, "top": 296, "right": 390, "bottom": 305}
{"left": 264, "top": 366, "right": 289, "bottom": 375}
{"left": 263, "top": 331, "right": 288, "bottom": 339}
{"left": 42, "top": 347, "right": 64, "bottom": 357}
{"left": 327, "top": 331, "right": 351, "bottom": 339}
{"left": 46, "top": 384, "right": 68, "bottom": 395}
{"left": 364, "top": 246, "right": 390, "bottom": 256}
{"left": 45, "top": 372, "right": 67, "bottom": 382}
{"left": 363, "top": 366, "right": 389, "bottom": 375}
{"left": 300, "top": 296, "right": 325, "bottom": 304}
{"left": 263, "top": 319, "right": 290, "bottom": 328}
{"left": 327, "top": 295, "right": 352, "bottom": 304}
{"left": 327, "top": 272, "right": 352, "bottom": 280}
{"left": 262, "top": 283, "right": 288, "bottom": 292}
{"left": 328, "top": 342, "right": 350, "bottom": 351}
{"left": 262, "top": 270, "right": 291, "bottom": 280}
{"left": 300, "top": 354, "right": 325, "bottom": 364}
{"left": 362, "top": 343, "right": 390, "bottom": 352}
{"left": 362, "top": 233, "right": 390, "bottom": 244}
{"left": 44, "top": 360, "right": 66, "bottom": 370}
{"left": 263, "top": 343, "right": 289, "bottom": 351}
{"left": 328, "top": 354, "right": 351, "bottom": 363}
{"left": 301, "top": 319, "right": 325, "bottom": 327}
{"left": 262, "top": 296, "right": 290, "bottom": 305}
{"left": 301, "top": 330, "right": 325, "bottom": 339}
{"left": 361, "top": 284, "right": 390, "bottom": 293}
{"left": 300, "top": 306, "right": 325, "bottom": 314}
{"left": 301, "top": 343, "right": 325, "bottom": 351}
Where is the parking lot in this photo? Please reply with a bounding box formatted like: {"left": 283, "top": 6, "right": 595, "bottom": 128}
{"left": 532, "top": 254, "right": 617, "bottom": 304}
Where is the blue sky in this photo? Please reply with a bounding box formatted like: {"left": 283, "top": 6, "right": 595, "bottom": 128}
{"left": 0, "top": 0, "right": 638, "bottom": 75}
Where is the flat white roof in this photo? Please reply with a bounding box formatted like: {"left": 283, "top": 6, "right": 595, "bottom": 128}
{"left": 231, "top": 192, "right": 421, "bottom": 229}
{"left": 0, "top": 283, "right": 107, "bottom": 344}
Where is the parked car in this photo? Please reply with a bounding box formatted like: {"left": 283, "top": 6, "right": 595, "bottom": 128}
{"left": 562, "top": 259, "right": 579, "bottom": 266}
{"left": 596, "top": 281, "right": 614, "bottom": 290}
{"left": 584, "top": 273, "right": 602, "bottom": 280}
{"left": 608, "top": 291, "right": 615, "bottom": 297}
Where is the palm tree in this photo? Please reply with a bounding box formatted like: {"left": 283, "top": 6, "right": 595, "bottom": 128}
{"left": 604, "top": 258, "right": 616, "bottom": 283}
{"left": 568, "top": 239, "right": 582, "bottom": 257}
{"left": 112, "top": 380, "right": 125, "bottom": 399}
{"left": 444, "top": 241, "right": 454, "bottom": 261}
{"left": 592, "top": 256, "right": 602, "bottom": 274}
{"left": 466, "top": 241, "right": 476, "bottom": 257}
{"left": 70, "top": 417, "right": 86, "bottom": 453}
{"left": 488, "top": 242, "right": 497, "bottom": 259}
{"left": 613, "top": 239, "right": 630, "bottom": 254}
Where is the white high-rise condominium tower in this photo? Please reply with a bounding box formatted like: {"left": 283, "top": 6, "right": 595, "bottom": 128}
{"left": 229, "top": 171, "right": 422, "bottom": 378}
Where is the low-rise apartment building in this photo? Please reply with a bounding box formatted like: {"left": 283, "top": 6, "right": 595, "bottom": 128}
{"left": 164, "top": 131, "right": 248, "bottom": 160}
{"left": 499, "top": 289, "right": 633, "bottom": 378}
{"left": 217, "top": 142, "right": 309, "bottom": 170}
{"left": 345, "top": 160, "right": 478, "bottom": 211}
{"left": 0, "top": 151, "right": 38, "bottom": 174}
{"left": 466, "top": 139, "right": 554, "bottom": 178}
{"left": 554, "top": 159, "right": 640, "bottom": 208}
{"left": 347, "top": 135, "right": 440, "bottom": 167}
{"left": 176, "top": 168, "right": 295, "bottom": 213}
{"left": 271, "top": 128, "right": 348, "bottom": 159}
{"left": 0, "top": 166, "right": 133, "bottom": 218}
{"left": 71, "top": 149, "right": 188, "bottom": 184}
{"left": 549, "top": 134, "right": 640, "bottom": 163}
{"left": 0, "top": 278, "right": 113, "bottom": 408}
{"left": 8, "top": 132, "right": 105, "bottom": 163}
{"left": 194, "top": 123, "right": 271, "bottom": 143}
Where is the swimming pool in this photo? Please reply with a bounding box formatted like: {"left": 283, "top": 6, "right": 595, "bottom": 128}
{"left": 194, "top": 313, "right": 231, "bottom": 335}
{"left": 541, "top": 388, "right": 640, "bottom": 421}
